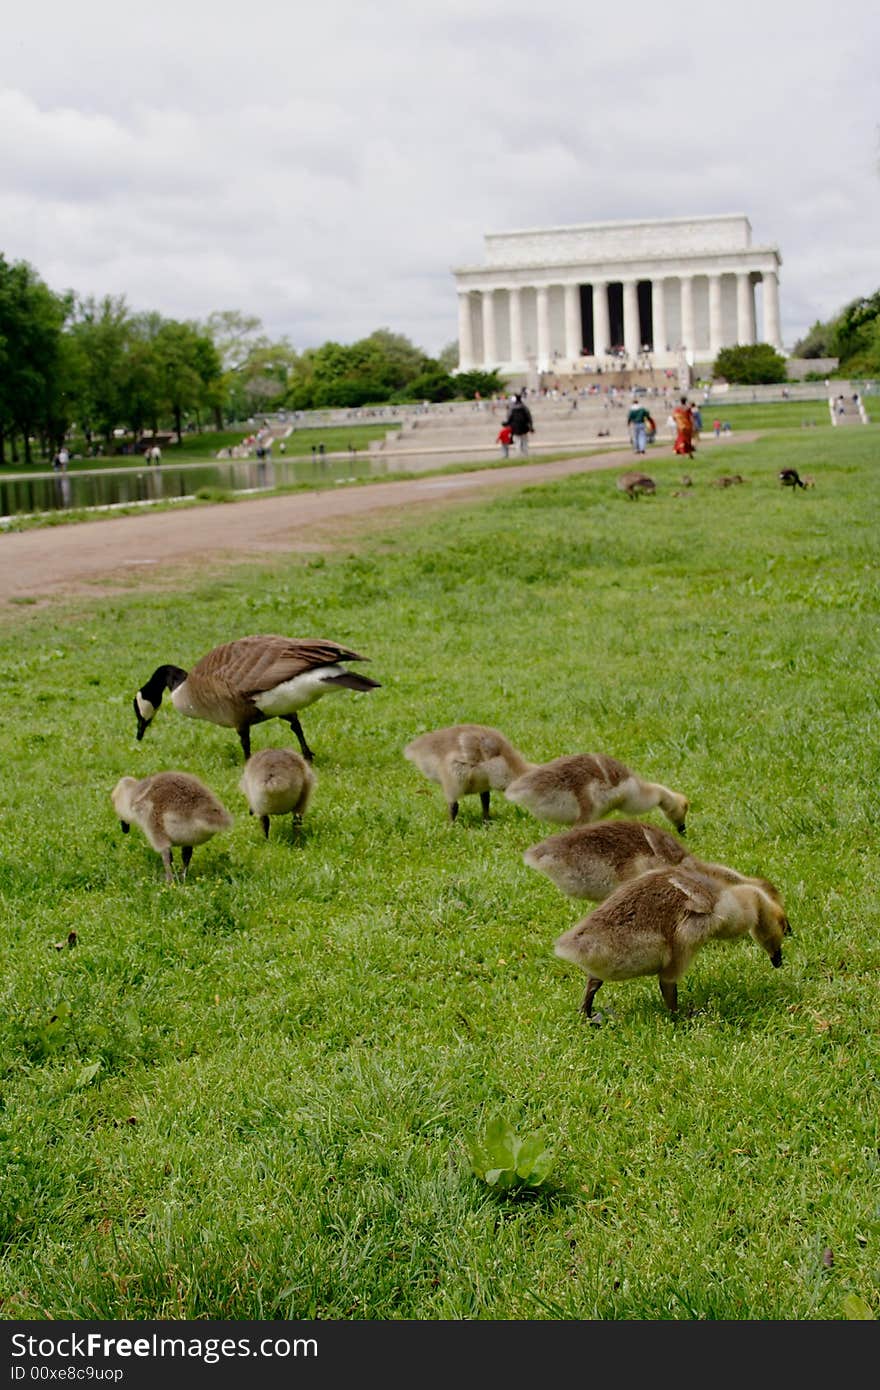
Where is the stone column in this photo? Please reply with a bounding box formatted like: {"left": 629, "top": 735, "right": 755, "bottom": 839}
{"left": 762, "top": 269, "right": 782, "bottom": 349}
{"left": 564, "top": 283, "right": 581, "bottom": 363}
{"left": 736, "top": 272, "right": 754, "bottom": 345}
{"left": 680, "top": 276, "right": 696, "bottom": 355}
{"left": 623, "top": 280, "right": 641, "bottom": 359}
{"left": 708, "top": 274, "right": 723, "bottom": 359}
{"left": 457, "top": 292, "right": 475, "bottom": 371}
{"left": 509, "top": 287, "right": 525, "bottom": 366}
{"left": 481, "top": 290, "right": 497, "bottom": 369}
{"left": 536, "top": 285, "right": 551, "bottom": 370}
{"left": 652, "top": 278, "right": 667, "bottom": 355}
{"left": 592, "top": 281, "right": 610, "bottom": 358}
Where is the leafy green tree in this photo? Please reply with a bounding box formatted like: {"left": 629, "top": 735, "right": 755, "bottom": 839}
{"left": 712, "top": 343, "right": 788, "bottom": 385}
{"left": 452, "top": 368, "right": 506, "bottom": 398}
{"left": 437, "top": 340, "right": 460, "bottom": 372}
{"left": 0, "top": 255, "right": 70, "bottom": 464}
{"left": 153, "top": 320, "right": 222, "bottom": 439}
{"left": 204, "top": 311, "right": 298, "bottom": 424}
{"left": 393, "top": 367, "right": 456, "bottom": 402}
{"left": 67, "top": 295, "right": 139, "bottom": 445}
{"left": 830, "top": 291, "right": 880, "bottom": 373}
{"left": 791, "top": 319, "right": 834, "bottom": 359}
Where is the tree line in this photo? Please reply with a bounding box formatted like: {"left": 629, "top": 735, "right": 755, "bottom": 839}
{"left": 0, "top": 254, "right": 503, "bottom": 466}
{"left": 792, "top": 290, "right": 880, "bottom": 377}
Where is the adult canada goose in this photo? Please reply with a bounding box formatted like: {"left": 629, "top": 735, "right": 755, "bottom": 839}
{"left": 616, "top": 471, "right": 656, "bottom": 499}
{"left": 524, "top": 819, "right": 783, "bottom": 905}
{"left": 133, "top": 635, "right": 380, "bottom": 761}
{"left": 239, "top": 747, "right": 316, "bottom": 840}
{"left": 111, "top": 771, "right": 233, "bottom": 883}
{"left": 554, "top": 865, "right": 792, "bottom": 1020}
{"left": 779, "top": 467, "right": 806, "bottom": 491}
{"left": 403, "top": 723, "right": 534, "bottom": 822}
{"left": 505, "top": 753, "right": 688, "bottom": 833}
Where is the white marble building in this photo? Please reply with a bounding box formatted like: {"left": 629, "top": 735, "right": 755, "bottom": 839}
{"left": 452, "top": 214, "right": 783, "bottom": 374}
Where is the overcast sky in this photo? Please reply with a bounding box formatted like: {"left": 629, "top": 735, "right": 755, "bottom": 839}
{"left": 3, "top": 0, "right": 878, "bottom": 357}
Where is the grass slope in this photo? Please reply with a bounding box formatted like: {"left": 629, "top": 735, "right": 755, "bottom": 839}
{"left": 0, "top": 430, "right": 878, "bottom": 1321}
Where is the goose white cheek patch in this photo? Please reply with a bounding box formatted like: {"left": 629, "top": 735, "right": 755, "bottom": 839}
{"left": 136, "top": 693, "right": 156, "bottom": 721}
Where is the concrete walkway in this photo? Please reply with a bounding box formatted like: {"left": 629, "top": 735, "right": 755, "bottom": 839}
{"left": 0, "top": 437, "right": 755, "bottom": 610}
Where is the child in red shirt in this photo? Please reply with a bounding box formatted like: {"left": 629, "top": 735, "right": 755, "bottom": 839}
{"left": 497, "top": 424, "right": 513, "bottom": 458}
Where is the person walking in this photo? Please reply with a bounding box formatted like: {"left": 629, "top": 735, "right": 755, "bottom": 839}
{"left": 496, "top": 423, "right": 513, "bottom": 459}
{"left": 626, "top": 398, "right": 651, "bottom": 456}
{"left": 503, "top": 394, "right": 534, "bottom": 456}
{"left": 672, "top": 397, "right": 696, "bottom": 457}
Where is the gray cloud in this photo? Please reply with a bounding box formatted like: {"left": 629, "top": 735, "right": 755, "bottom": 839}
{"left": 2, "top": 0, "right": 878, "bottom": 355}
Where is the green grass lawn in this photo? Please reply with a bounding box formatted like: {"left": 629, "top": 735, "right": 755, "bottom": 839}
{"left": 703, "top": 401, "right": 832, "bottom": 431}
{"left": 0, "top": 430, "right": 878, "bottom": 1321}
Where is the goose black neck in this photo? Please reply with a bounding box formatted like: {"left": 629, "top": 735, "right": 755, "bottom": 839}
{"left": 141, "top": 664, "right": 188, "bottom": 703}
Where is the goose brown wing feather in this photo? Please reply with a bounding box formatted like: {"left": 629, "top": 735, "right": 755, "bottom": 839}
{"left": 191, "top": 636, "right": 369, "bottom": 699}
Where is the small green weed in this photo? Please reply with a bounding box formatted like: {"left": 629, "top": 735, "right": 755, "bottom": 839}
{"left": 465, "top": 1115, "right": 555, "bottom": 1194}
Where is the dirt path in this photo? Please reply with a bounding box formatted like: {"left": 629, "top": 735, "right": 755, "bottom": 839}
{"left": 0, "top": 440, "right": 746, "bottom": 611}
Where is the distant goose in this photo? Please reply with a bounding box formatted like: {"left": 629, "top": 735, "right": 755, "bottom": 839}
{"left": 404, "top": 723, "right": 534, "bottom": 822}
{"left": 617, "top": 471, "right": 656, "bottom": 499}
{"left": 554, "top": 866, "right": 792, "bottom": 1019}
{"left": 239, "top": 747, "right": 316, "bottom": 840}
{"left": 524, "top": 819, "right": 782, "bottom": 904}
{"left": 779, "top": 467, "right": 806, "bottom": 491}
{"left": 505, "top": 753, "right": 688, "bottom": 833}
{"left": 712, "top": 474, "right": 746, "bottom": 487}
{"left": 133, "top": 635, "right": 380, "bottom": 761}
{"left": 111, "top": 771, "right": 233, "bottom": 883}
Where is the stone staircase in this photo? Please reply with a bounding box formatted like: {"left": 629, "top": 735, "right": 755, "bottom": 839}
{"left": 830, "top": 392, "right": 867, "bottom": 426}
{"left": 368, "top": 393, "right": 679, "bottom": 464}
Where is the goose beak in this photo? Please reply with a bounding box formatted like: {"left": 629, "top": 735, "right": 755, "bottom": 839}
{"left": 119, "top": 821, "right": 130, "bottom": 834}
{"left": 770, "top": 948, "right": 783, "bottom": 968}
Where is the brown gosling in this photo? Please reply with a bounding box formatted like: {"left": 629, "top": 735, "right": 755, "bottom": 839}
{"left": 239, "top": 747, "right": 316, "bottom": 841}
{"left": 616, "top": 471, "right": 656, "bottom": 499}
{"left": 524, "top": 819, "right": 783, "bottom": 905}
{"left": 403, "top": 723, "right": 534, "bottom": 822}
{"left": 111, "top": 771, "right": 233, "bottom": 883}
{"left": 554, "top": 866, "right": 792, "bottom": 1020}
{"left": 712, "top": 474, "right": 746, "bottom": 487}
{"left": 505, "top": 753, "right": 688, "bottom": 834}
{"left": 133, "top": 634, "right": 380, "bottom": 762}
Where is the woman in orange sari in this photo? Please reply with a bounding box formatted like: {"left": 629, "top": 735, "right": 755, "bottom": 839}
{"left": 672, "top": 396, "right": 695, "bottom": 456}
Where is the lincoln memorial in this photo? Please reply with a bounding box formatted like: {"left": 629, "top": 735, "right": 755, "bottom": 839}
{"left": 452, "top": 214, "right": 783, "bottom": 375}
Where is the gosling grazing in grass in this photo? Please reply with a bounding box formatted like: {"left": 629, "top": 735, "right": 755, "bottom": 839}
{"left": 403, "top": 723, "right": 534, "bottom": 822}
{"left": 111, "top": 771, "right": 233, "bottom": 883}
{"left": 553, "top": 866, "right": 792, "bottom": 1020}
{"left": 505, "top": 754, "right": 688, "bottom": 833}
{"left": 617, "top": 471, "right": 656, "bottom": 499}
{"left": 239, "top": 747, "right": 316, "bottom": 841}
{"left": 133, "top": 634, "right": 380, "bottom": 762}
{"left": 524, "top": 819, "right": 783, "bottom": 905}
{"left": 712, "top": 474, "right": 746, "bottom": 488}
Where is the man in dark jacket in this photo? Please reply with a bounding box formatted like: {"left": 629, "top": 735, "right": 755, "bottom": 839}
{"left": 503, "top": 394, "right": 534, "bottom": 455}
